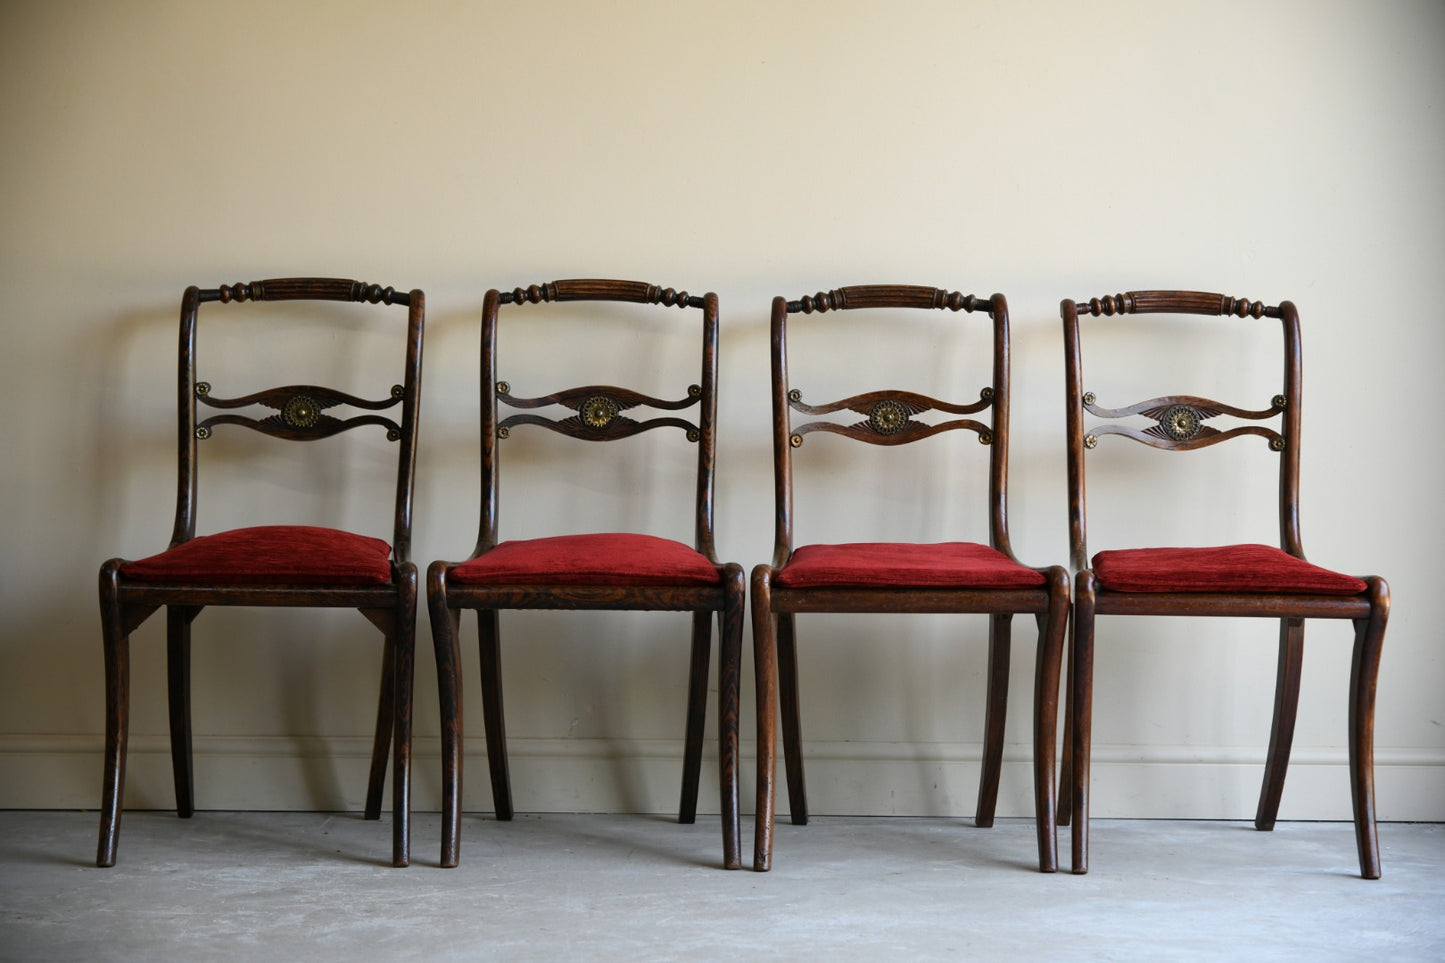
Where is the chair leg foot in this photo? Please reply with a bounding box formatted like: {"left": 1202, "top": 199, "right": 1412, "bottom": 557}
{"left": 429, "top": 565, "right": 463, "bottom": 868}
{"left": 1033, "top": 573, "right": 1067, "bottom": 873}
{"left": 751, "top": 567, "right": 777, "bottom": 872}
{"left": 1068, "top": 573, "right": 1096, "bottom": 876}
{"left": 776, "top": 612, "right": 808, "bottom": 827}
{"left": 719, "top": 566, "right": 745, "bottom": 869}
{"left": 976, "top": 614, "right": 1012, "bottom": 829}
{"left": 166, "top": 606, "right": 200, "bottom": 819}
{"left": 363, "top": 631, "right": 396, "bottom": 822}
{"left": 97, "top": 565, "right": 135, "bottom": 868}
{"left": 1349, "top": 577, "right": 1388, "bottom": 879}
{"left": 679, "top": 611, "right": 711, "bottom": 826}
{"left": 1256, "top": 618, "right": 1304, "bottom": 832}
{"left": 478, "top": 610, "right": 514, "bottom": 822}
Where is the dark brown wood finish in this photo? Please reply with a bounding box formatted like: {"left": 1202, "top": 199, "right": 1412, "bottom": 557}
{"left": 751, "top": 285, "right": 1069, "bottom": 873}
{"left": 96, "top": 278, "right": 424, "bottom": 868}
{"left": 427, "top": 279, "right": 744, "bottom": 869}
{"left": 1059, "top": 290, "right": 1390, "bottom": 878}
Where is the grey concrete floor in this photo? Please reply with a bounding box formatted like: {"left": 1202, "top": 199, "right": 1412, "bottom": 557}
{"left": 1, "top": 811, "right": 1442, "bottom": 961}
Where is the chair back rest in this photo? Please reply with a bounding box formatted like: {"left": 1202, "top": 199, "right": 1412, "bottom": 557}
{"left": 479, "top": 279, "right": 720, "bottom": 561}
{"left": 768, "top": 285, "right": 1012, "bottom": 566}
{"left": 174, "top": 278, "right": 425, "bottom": 561}
{"left": 1062, "top": 290, "right": 1301, "bottom": 570}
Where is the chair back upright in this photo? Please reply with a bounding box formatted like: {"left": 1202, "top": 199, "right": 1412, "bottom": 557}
{"left": 769, "top": 285, "right": 1012, "bottom": 566}
{"left": 175, "top": 278, "right": 425, "bottom": 560}
{"left": 1061, "top": 291, "right": 1301, "bottom": 570}
{"left": 477, "top": 279, "right": 720, "bottom": 561}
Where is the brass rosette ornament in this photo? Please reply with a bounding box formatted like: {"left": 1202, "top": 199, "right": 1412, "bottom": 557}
{"left": 579, "top": 395, "right": 620, "bottom": 430}
{"left": 281, "top": 394, "right": 322, "bottom": 429}
{"left": 1157, "top": 404, "right": 1204, "bottom": 442}
{"left": 868, "top": 398, "right": 909, "bottom": 435}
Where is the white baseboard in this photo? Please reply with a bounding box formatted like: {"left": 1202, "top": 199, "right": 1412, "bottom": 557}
{"left": 3, "top": 734, "right": 1441, "bottom": 820}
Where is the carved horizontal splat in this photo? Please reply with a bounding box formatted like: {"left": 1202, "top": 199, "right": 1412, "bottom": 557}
{"left": 1076, "top": 291, "right": 1279, "bottom": 319}
{"left": 500, "top": 280, "right": 704, "bottom": 309}
{"left": 194, "top": 382, "right": 404, "bottom": 442}
{"left": 788, "top": 286, "right": 983, "bottom": 315}
{"left": 496, "top": 382, "right": 703, "bottom": 443}
{"left": 788, "top": 387, "right": 995, "bottom": 448}
{"left": 1085, "top": 393, "right": 1281, "bottom": 422}
{"left": 1081, "top": 392, "right": 1286, "bottom": 452}
{"left": 201, "top": 279, "right": 408, "bottom": 306}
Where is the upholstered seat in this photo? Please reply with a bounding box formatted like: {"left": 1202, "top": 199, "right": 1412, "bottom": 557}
{"left": 1091, "top": 544, "right": 1367, "bottom": 596}
{"left": 123, "top": 526, "right": 395, "bottom": 585}
{"left": 448, "top": 533, "right": 722, "bottom": 587}
{"left": 775, "top": 542, "right": 1048, "bottom": 590}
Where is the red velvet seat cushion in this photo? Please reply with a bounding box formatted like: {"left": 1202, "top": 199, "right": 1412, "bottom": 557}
{"left": 448, "top": 533, "right": 722, "bottom": 587}
{"left": 1091, "top": 544, "right": 1366, "bottom": 595}
{"left": 774, "top": 542, "right": 1047, "bottom": 589}
{"left": 122, "top": 525, "right": 394, "bottom": 585}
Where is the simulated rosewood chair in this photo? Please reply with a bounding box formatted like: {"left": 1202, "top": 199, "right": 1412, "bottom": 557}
{"left": 427, "top": 279, "right": 745, "bottom": 869}
{"left": 97, "top": 278, "right": 423, "bottom": 868}
{"left": 1059, "top": 290, "right": 1389, "bottom": 877}
{"left": 750, "top": 285, "right": 1069, "bottom": 873}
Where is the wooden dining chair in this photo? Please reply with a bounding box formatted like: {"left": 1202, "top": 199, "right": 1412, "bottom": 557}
{"left": 750, "top": 285, "right": 1069, "bottom": 873}
{"left": 427, "top": 279, "right": 745, "bottom": 869}
{"left": 97, "top": 278, "right": 424, "bottom": 867}
{"left": 1059, "top": 290, "right": 1390, "bottom": 877}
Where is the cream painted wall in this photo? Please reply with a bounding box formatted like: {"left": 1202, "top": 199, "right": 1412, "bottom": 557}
{"left": 2, "top": 0, "right": 1442, "bottom": 823}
